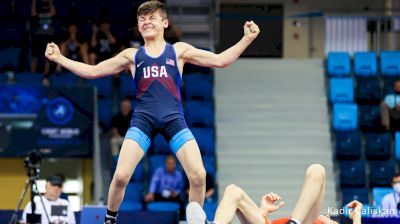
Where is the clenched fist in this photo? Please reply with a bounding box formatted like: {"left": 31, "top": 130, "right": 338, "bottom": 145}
{"left": 45, "top": 42, "right": 61, "bottom": 62}
{"left": 243, "top": 21, "right": 260, "bottom": 42}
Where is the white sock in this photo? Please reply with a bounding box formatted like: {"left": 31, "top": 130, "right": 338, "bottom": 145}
{"left": 291, "top": 218, "right": 301, "bottom": 224}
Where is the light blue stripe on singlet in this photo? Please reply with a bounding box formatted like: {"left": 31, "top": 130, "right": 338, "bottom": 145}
{"left": 125, "top": 127, "right": 151, "bottom": 152}
{"left": 169, "top": 128, "right": 195, "bottom": 154}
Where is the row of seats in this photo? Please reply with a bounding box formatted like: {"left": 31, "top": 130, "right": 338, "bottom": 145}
{"left": 340, "top": 160, "right": 395, "bottom": 188}
{"left": 0, "top": 71, "right": 215, "bottom": 129}
{"left": 98, "top": 98, "right": 215, "bottom": 130}
{"left": 332, "top": 103, "right": 382, "bottom": 132}
{"left": 336, "top": 132, "right": 394, "bottom": 161}
{"left": 342, "top": 187, "right": 394, "bottom": 212}
{"left": 112, "top": 154, "right": 217, "bottom": 184}
{"left": 0, "top": 72, "right": 213, "bottom": 100}
{"left": 329, "top": 77, "right": 397, "bottom": 105}
{"left": 326, "top": 51, "right": 400, "bottom": 210}
{"left": 327, "top": 51, "right": 400, "bottom": 77}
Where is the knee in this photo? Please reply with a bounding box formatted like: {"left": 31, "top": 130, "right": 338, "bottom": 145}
{"left": 188, "top": 168, "right": 206, "bottom": 187}
{"left": 306, "top": 164, "right": 325, "bottom": 181}
{"left": 224, "top": 184, "right": 244, "bottom": 202}
{"left": 113, "top": 171, "right": 130, "bottom": 188}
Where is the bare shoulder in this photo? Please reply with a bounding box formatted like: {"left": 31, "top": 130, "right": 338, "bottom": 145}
{"left": 120, "top": 48, "right": 138, "bottom": 63}
{"left": 173, "top": 42, "right": 193, "bottom": 57}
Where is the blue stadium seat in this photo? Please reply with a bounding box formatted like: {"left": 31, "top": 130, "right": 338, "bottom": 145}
{"left": 49, "top": 72, "right": 79, "bottom": 86}
{"left": 149, "top": 155, "right": 167, "bottom": 176}
{"left": 372, "top": 187, "right": 393, "bottom": 208}
{"left": 152, "top": 134, "right": 170, "bottom": 155}
{"left": 97, "top": 99, "right": 113, "bottom": 129}
{"left": 123, "top": 183, "right": 143, "bottom": 202}
{"left": 329, "top": 78, "right": 354, "bottom": 103}
{"left": 327, "top": 52, "right": 351, "bottom": 77}
{"left": 359, "top": 105, "right": 382, "bottom": 132}
{"left": 354, "top": 52, "right": 377, "bottom": 77}
{"left": 335, "top": 132, "right": 361, "bottom": 160}
{"left": 124, "top": 183, "right": 143, "bottom": 202}
{"left": 0, "top": 48, "right": 21, "bottom": 71}
{"left": 369, "top": 160, "right": 395, "bottom": 187}
{"left": 340, "top": 160, "right": 366, "bottom": 188}
{"left": 395, "top": 132, "right": 400, "bottom": 161}
{"left": 86, "top": 76, "right": 114, "bottom": 99}
{"left": 185, "top": 100, "right": 214, "bottom": 127}
{"left": 333, "top": 103, "right": 358, "bottom": 131}
{"left": 15, "top": 72, "right": 43, "bottom": 85}
{"left": 365, "top": 133, "right": 391, "bottom": 161}
{"left": 381, "top": 51, "right": 400, "bottom": 77}
{"left": 355, "top": 78, "right": 381, "bottom": 104}
{"left": 119, "top": 73, "right": 136, "bottom": 99}
{"left": 119, "top": 201, "right": 143, "bottom": 212}
{"left": 191, "top": 128, "right": 215, "bottom": 155}
{"left": 342, "top": 188, "right": 369, "bottom": 206}
{"left": 112, "top": 156, "right": 145, "bottom": 183}
{"left": 147, "top": 202, "right": 180, "bottom": 212}
{"left": 204, "top": 201, "right": 218, "bottom": 220}
{"left": 184, "top": 74, "right": 213, "bottom": 100}
{"left": 184, "top": 63, "right": 212, "bottom": 74}
{"left": 203, "top": 156, "right": 216, "bottom": 179}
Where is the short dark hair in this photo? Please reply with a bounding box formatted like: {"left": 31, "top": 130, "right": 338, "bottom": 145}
{"left": 137, "top": 1, "right": 167, "bottom": 19}
{"left": 393, "top": 173, "right": 400, "bottom": 182}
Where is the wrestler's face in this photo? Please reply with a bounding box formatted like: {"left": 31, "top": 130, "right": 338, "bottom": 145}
{"left": 137, "top": 10, "right": 168, "bottom": 39}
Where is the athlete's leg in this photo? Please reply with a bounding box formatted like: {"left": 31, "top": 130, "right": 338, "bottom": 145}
{"left": 176, "top": 139, "right": 206, "bottom": 206}
{"left": 290, "top": 164, "right": 326, "bottom": 223}
{"left": 107, "top": 139, "right": 144, "bottom": 211}
{"left": 214, "top": 184, "right": 265, "bottom": 224}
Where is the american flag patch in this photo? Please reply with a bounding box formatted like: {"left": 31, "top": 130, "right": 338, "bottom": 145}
{"left": 166, "top": 58, "right": 175, "bottom": 66}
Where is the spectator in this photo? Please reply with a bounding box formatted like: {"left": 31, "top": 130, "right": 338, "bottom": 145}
{"left": 21, "top": 174, "right": 75, "bottom": 224}
{"left": 56, "top": 23, "right": 90, "bottom": 73}
{"left": 30, "top": 0, "right": 57, "bottom": 81}
{"left": 90, "top": 20, "right": 117, "bottom": 65}
{"left": 381, "top": 173, "right": 400, "bottom": 217}
{"left": 381, "top": 80, "right": 400, "bottom": 131}
{"left": 185, "top": 173, "right": 215, "bottom": 203}
{"left": 144, "top": 155, "right": 183, "bottom": 204}
{"left": 110, "top": 98, "right": 133, "bottom": 156}
{"left": 121, "top": 25, "right": 143, "bottom": 50}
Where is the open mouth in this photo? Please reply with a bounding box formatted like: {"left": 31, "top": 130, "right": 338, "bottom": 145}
{"left": 143, "top": 26, "right": 154, "bottom": 31}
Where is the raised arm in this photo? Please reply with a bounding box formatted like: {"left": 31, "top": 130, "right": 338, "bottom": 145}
{"left": 260, "top": 192, "right": 285, "bottom": 219}
{"left": 347, "top": 200, "right": 362, "bottom": 224}
{"left": 175, "top": 21, "right": 260, "bottom": 68}
{"left": 45, "top": 42, "right": 135, "bottom": 79}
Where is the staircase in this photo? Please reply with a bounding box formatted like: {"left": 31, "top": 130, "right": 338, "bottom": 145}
{"left": 215, "top": 59, "right": 337, "bottom": 220}
{"left": 166, "top": 0, "right": 214, "bottom": 49}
